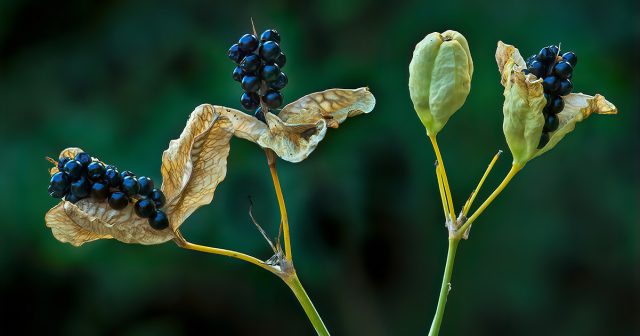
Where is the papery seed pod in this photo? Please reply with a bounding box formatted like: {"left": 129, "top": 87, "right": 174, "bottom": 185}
{"left": 409, "top": 30, "right": 473, "bottom": 136}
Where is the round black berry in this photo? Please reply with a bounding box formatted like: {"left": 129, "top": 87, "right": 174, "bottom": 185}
{"left": 57, "top": 157, "right": 70, "bottom": 170}
{"left": 241, "top": 75, "right": 261, "bottom": 93}
{"left": 135, "top": 199, "right": 157, "bottom": 218}
{"left": 548, "top": 45, "right": 559, "bottom": 57}
{"left": 542, "top": 76, "right": 560, "bottom": 94}
{"left": 238, "top": 34, "right": 258, "bottom": 53}
{"left": 553, "top": 61, "right": 573, "bottom": 79}
{"left": 149, "top": 210, "right": 169, "bottom": 230}
{"left": 91, "top": 182, "right": 110, "bottom": 200}
{"left": 544, "top": 93, "right": 552, "bottom": 108}
{"left": 537, "top": 132, "right": 550, "bottom": 149}
{"left": 232, "top": 66, "right": 245, "bottom": 82}
{"left": 227, "top": 44, "right": 244, "bottom": 64}
{"left": 120, "top": 170, "right": 135, "bottom": 179}
{"left": 240, "top": 92, "right": 260, "bottom": 110}
{"left": 65, "top": 192, "right": 81, "bottom": 204}
{"left": 70, "top": 176, "right": 91, "bottom": 198}
{"left": 255, "top": 107, "right": 267, "bottom": 123}
{"left": 63, "top": 160, "right": 84, "bottom": 180}
{"left": 259, "top": 41, "right": 281, "bottom": 63}
{"left": 260, "top": 29, "right": 281, "bottom": 43}
{"left": 558, "top": 79, "right": 573, "bottom": 96}
{"left": 262, "top": 90, "right": 283, "bottom": 109}
{"left": 527, "top": 61, "right": 546, "bottom": 78}
{"left": 108, "top": 191, "right": 129, "bottom": 210}
{"left": 150, "top": 188, "right": 166, "bottom": 208}
{"left": 105, "top": 168, "right": 123, "bottom": 187}
{"left": 562, "top": 52, "right": 577, "bottom": 67}
{"left": 49, "top": 172, "right": 70, "bottom": 198}
{"left": 274, "top": 53, "right": 286, "bottom": 68}
{"left": 137, "top": 176, "right": 154, "bottom": 196}
{"left": 87, "top": 162, "right": 106, "bottom": 181}
{"left": 260, "top": 64, "right": 280, "bottom": 82}
{"left": 121, "top": 176, "right": 139, "bottom": 196}
{"left": 545, "top": 95, "right": 565, "bottom": 114}
{"left": 537, "top": 46, "right": 557, "bottom": 64}
{"left": 74, "top": 152, "right": 92, "bottom": 167}
{"left": 269, "top": 72, "right": 288, "bottom": 90}
{"left": 543, "top": 113, "right": 559, "bottom": 132}
{"left": 240, "top": 54, "right": 262, "bottom": 73}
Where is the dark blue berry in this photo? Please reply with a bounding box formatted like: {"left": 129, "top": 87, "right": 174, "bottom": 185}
{"left": 121, "top": 176, "right": 139, "bottom": 196}
{"left": 57, "top": 157, "right": 70, "bottom": 170}
{"left": 65, "top": 192, "right": 81, "bottom": 204}
{"left": 553, "top": 61, "right": 573, "bottom": 79}
{"left": 135, "top": 199, "right": 157, "bottom": 218}
{"left": 259, "top": 41, "right": 281, "bottom": 63}
{"left": 49, "top": 172, "right": 70, "bottom": 198}
{"left": 108, "top": 191, "right": 129, "bottom": 210}
{"left": 240, "top": 54, "right": 262, "bottom": 73}
{"left": 548, "top": 45, "right": 559, "bottom": 57}
{"left": 274, "top": 53, "right": 286, "bottom": 68}
{"left": 260, "top": 64, "right": 280, "bottom": 82}
{"left": 545, "top": 95, "right": 565, "bottom": 114}
{"left": 269, "top": 72, "right": 288, "bottom": 90}
{"left": 74, "top": 152, "right": 92, "bottom": 167}
{"left": 241, "top": 75, "right": 261, "bottom": 92}
{"left": 240, "top": 92, "right": 260, "bottom": 110}
{"left": 91, "top": 182, "right": 110, "bottom": 200}
{"left": 150, "top": 188, "right": 166, "bottom": 208}
{"left": 232, "top": 66, "right": 245, "bottom": 82}
{"left": 543, "top": 113, "right": 559, "bottom": 132}
{"left": 120, "top": 170, "right": 135, "bottom": 179}
{"left": 558, "top": 79, "right": 573, "bottom": 96}
{"left": 255, "top": 107, "right": 267, "bottom": 123}
{"left": 87, "top": 162, "right": 106, "bottom": 181}
{"left": 238, "top": 34, "right": 258, "bottom": 52}
{"left": 70, "top": 176, "right": 91, "bottom": 198}
{"left": 260, "top": 29, "right": 281, "bottom": 43}
{"left": 544, "top": 93, "right": 552, "bottom": 108}
{"left": 527, "top": 61, "right": 546, "bottom": 78}
{"left": 537, "top": 132, "right": 550, "bottom": 149}
{"left": 106, "top": 165, "right": 116, "bottom": 170}
{"left": 537, "top": 46, "right": 557, "bottom": 64}
{"left": 148, "top": 210, "right": 169, "bottom": 230}
{"left": 227, "top": 44, "right": 245, "bottom": 64}
{"left": 63, "top": 160, "right": 84, "bottom": 180}
{"left": 137, "top": 176, "right": 154, "bottom": 196}
{"left": 562, "top": 52, "right": 577, "bottom": 67}
{"left": 542, "top": 76, "right": 560, "bottom": 94}
{"left": 105, "top": 168, "right": 123, "bottom": 187}
{"left": 262, "top": 90, "right": 283, "bottom": 109}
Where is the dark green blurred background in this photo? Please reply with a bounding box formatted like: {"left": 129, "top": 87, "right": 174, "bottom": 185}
{"left": 1, "top": 0, "right": 638, "bottom": 335}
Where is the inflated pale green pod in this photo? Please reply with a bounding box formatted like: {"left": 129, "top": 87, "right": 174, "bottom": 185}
{"left": 409, "top": 30, "right": 473, "bottom": 136}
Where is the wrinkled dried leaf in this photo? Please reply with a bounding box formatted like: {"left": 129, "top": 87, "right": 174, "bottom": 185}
{"left": 45, "top": 87, "right": 376, "bottom": 246}
{"left": 496, "top": 41, "right": 617, "bottom": 167}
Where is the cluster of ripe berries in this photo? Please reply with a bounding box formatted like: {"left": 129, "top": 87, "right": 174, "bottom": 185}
{"left": 48, "top": 152, "right": 169, "bottom": 230}
{"left": 523, "top": 45, "right": 578, "bottom": 148}
{"left": 227, "top": 29, "right": 288, "bottom": 123}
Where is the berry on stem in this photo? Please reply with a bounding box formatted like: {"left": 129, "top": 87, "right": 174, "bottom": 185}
{"left": 108, "top": 191, "right": 129, "bottom": 210}
{"left": 260, "top": 64, "right": 280, "bottom": 82}
{"left": 149, "top": 210, "right": 169, "bottom": 230}
{"left": 135, "top": 199, "right": 157, "bottom": 218}
{"left": 259, "top": 41, "right": 281, "bottom": 63}
{"left": 260, "top": 29, "right": 281, "bottom": 43}
{"left": 558, "top": 79, "right": 573, "bottom": 96}
{"left": 562, "top": 52, "right": 577, "bottom": 67}
{"left": 542, "top": 76, "right": 560, "bottom": 94}
{"left": 263, "top": 90, "right": 283, "bottom": 108}
{"left": 241, "top": 75, "right": 261, "bottom": 92}
{"left": 150, "top": 189, "right": 166, "bottom": 208}
{"left": 543, "top": 113, "right": 559, "bottom": 132}
{"left": 57, "top": 157, "right": 70, "bottom": 170}
{"left": 105, "top": 168, "right": 123, "bottom": 187}
{"left": 238, "top": 34, "right": 258, "bottom": 52}
{"left": 227, "top": 44, "right": 244, "bottom": 64}
{"left": 255, "top": 107, "right": 267, "bottom": 123}
{"left": 553, "top": 61, "right": 573, "bottom": 79}
{"left": 121, "top": 176, "right": 140, "bottom": 196}
{"left": 49, "top": 172, "right": 70, "bottom": 198}
{"left": 63, "top": 160, "right": 84, "bottom": 180}
{"left": 87, "top": 162, "right": 106, "bottom": 181}
{"left": 269, "top": 72, "right": 288, "bottom": 90}
{"left": 91, "top": 182, "right": 110, "bottom": 200}
{"left": 240, "top": 54, "right": 262, "bottom": 73}
{"left": 241, "top": 92, "right": 260, "bottom": 110}
{"left": 537, "top": 132, "right": 550, "bottom": 149}
{"left": 70, "top": 176, "right": 91, "bottom": 198}
{"left": 232, "top": 66, "right": 245, "bottom": 82}
{"left": 274, "top": 53, "right": 286, "bottom": 68}
{"left": 138, "top": 176, "right": 154, "bottom": 196}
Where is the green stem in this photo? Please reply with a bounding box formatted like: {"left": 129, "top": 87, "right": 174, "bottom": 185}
{"left": 285, "top": 273, "right": 330, "bottom": 336}
{"left": 429, "top": 238, "right": 460, "bottom": 336}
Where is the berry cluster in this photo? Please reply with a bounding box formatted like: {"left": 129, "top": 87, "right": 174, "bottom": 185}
{"left": 524, "top": 45, "right": 578, "bottom": 148}
{"left": 48, "top": 152, "right": 169, "bottom": 230}
{"left": 227, "top": 29, "right": 288, "bottom": 122}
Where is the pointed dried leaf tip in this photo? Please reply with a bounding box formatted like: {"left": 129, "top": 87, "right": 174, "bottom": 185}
{"left": 496, "top": 41, "right": 617, "bottom": 167}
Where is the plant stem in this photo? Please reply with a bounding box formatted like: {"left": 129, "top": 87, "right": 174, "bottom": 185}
{"left": 285, "top": 273, "right": 331, "bottom": 336}
{"left": 455, "top": 164, "right": 521, "bottom": 239}
{"left": 428, "top": 238, "right": 460, "bottom": 336}
{"left": 429, "top": 135, "right": 456, "bottom": 221}
{"left": 266, "top": 150, "right": 293, "bottom": 262}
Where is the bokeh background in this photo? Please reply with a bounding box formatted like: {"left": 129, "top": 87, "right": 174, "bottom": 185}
{"left": 1, "top": 0, "right": 638, "bottom": 335}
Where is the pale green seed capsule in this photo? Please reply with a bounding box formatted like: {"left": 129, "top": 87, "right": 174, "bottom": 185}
{"left": 409, "top": 30, "right": 473, "bottom": 136}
